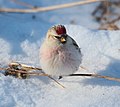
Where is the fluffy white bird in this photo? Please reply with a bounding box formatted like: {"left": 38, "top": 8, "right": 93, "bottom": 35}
{"left": 40, "top": 25, "right": 82, "bottom": 78}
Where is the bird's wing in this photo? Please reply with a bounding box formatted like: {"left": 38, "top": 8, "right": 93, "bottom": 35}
{"left": 69, "top": 36, "right": 81, "bottom": 53}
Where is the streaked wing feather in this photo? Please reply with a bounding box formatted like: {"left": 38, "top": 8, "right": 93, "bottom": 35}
{"left": 70, "top": 37, "right": 81, "bottom": 53}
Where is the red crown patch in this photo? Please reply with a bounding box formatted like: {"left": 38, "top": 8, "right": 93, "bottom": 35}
{"left": 54, "top": 25, "right": 66, "bottom": 35}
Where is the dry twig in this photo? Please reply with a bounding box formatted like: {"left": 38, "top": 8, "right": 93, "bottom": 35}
{"left": 92, "top": 0, "right": 120, "bottom": 30}
{"left": 69, "top": 74, "right": 120, "bottom": 82}
{"left": 0, "top": 0, "right": 105, "bottom": 13}
{"left": 0, "top": 62, "right": 120, "bottom": 88}
{"left": 0, "top": 62, "right": 65, "bottom": 88}
{"left": 10, "top": 0, "right": 34, "bottom": 8}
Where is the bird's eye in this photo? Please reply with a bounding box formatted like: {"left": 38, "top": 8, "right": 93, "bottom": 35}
{"left": 54, "top": 36, "right": 61, "bottom": 39}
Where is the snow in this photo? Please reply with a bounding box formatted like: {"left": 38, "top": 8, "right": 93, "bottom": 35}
{"left": 0, "top": 0, "right": 120, "bottom": 107}
{"left": 0, "top": 25, "right": 120, "bottom": 107}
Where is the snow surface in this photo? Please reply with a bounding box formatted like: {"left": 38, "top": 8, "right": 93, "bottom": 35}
{"left": 0, "top": 0, "right": 120, "bottom": 107}
{"left": 0, "top": 25, "right": 120, "bottom": 107}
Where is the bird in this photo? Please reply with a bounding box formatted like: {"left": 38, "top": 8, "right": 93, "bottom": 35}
{"left": 39, "top": 25, "right": 82, "bottom": 78}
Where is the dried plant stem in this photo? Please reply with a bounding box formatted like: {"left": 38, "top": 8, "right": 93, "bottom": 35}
{"left": 10, "top": 0, "right": 34, "bottom": 8}
{"left": 24, "top": 72, "right": 65, "bottom": 88}
{"left": 0, "top": 67, "right": 65, "bottom": 88}
{"left": 47, "top": 76, "right": 65, "bottom": 88}
{"left": 23, "top": 70, "right": 65, "bottom": 88}
{"left": 1, "top": 63, "right": 120, "bottom": 87}
{"left": 0, "top": 0, "right": 105, "bottom": 13}
{"left": 79, "top": 66, "right": 120, "bottom": 82}
{"left": 69, "top": 74, "right": 120, "bottom": 82}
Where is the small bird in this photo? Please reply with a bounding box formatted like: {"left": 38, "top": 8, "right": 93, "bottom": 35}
{"left": 40, "top": 25, "right": 82, "bottom": 78}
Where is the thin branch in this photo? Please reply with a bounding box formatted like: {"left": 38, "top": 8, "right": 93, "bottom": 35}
{"left": 0, "top": 67, "right": 65, "bottom": 88}
{"left": 4, "top": 67, "right": 120, "bottom": 83}
{"left": 47, "top": 76, "right": 65, "bottom": 88}
{"left": 1, "top": 62, "right": 120, "bottom": 87}
{"left": 69, "top": 74, "right": 120, "bottom": 82}
{"left": 10, "top": 0, "right": 34, "bottom": 8}
{"left": 109, "top": 16, "right": 120, "bottom": 24}
{"left": 0, "top": 0, "right": 105, "bottom": 13}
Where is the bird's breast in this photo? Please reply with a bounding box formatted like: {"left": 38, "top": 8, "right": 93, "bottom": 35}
{"left": 40, "top": 45, "right": 81, "bottom": 76}
{"left": 40, "top": 46, "right": 73, "bottom": 64}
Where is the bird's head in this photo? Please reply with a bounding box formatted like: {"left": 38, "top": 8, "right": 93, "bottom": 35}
{"left": 46, "top": 25, "right": 68, "bottom": 44}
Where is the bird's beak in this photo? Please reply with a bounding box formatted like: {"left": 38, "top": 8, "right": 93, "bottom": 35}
{"left": 54, "top": 34, "right": 67, "bottom": 44}
{"left": 60, "top": 37, "right": 66, "bottom": 43}
{"left": 60, "top": 34, "right": 67, "bottom": 43}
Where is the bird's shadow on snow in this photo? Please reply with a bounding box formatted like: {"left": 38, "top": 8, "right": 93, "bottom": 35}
{"left": 83, "top": 56, "right": 120, "bottom": 86}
